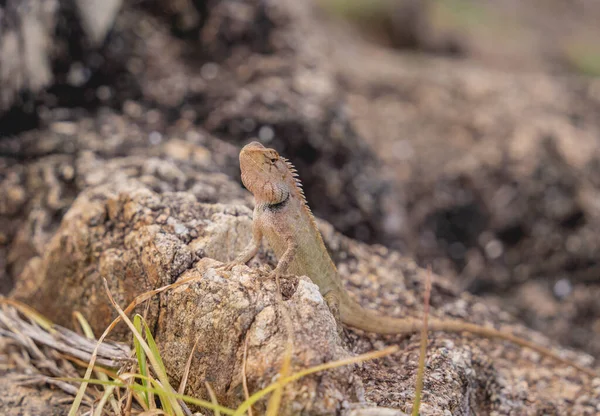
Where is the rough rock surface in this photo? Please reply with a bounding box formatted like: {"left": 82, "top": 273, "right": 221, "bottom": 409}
{"left": 9, "top": 150, "right": 600, "bottom": 413}
{"left": 0, "top": 106, "right": 243, "bottom": 295}
{"left": 4, "top": 113, "right": 246, "bottom": 338}
{"left": 156, "top": 259, "right": 356, "bottom": 415}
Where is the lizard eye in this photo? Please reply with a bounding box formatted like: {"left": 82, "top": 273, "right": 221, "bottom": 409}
{"left": 265, "top": 152, "right": 278, "bottom": 163}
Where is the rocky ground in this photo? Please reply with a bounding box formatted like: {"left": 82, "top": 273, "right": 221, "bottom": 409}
{"left": 1, "top": 0, "right": 599, "bottom": 414}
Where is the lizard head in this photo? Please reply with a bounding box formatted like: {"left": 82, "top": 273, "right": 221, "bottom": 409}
{"left": 239, "top": 141, "right": 301, "bottom": 205}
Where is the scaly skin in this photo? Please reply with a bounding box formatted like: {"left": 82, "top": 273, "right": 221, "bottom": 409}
{"left": 224, "top": 141, "right": 597, "bottom": 377}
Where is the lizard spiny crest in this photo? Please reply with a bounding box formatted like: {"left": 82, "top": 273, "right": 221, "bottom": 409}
{"left": 281, "top": 155, "right": 331, "bottom": 267}
{"left": 283, "top": 157, "right": 313, "bottom": 215}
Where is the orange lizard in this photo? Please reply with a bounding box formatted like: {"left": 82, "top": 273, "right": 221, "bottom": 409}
{"left": 223, "top": 141, "right": 597, "bottom": 377}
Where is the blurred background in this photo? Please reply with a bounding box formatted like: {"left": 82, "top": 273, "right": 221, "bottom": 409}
{"left": 322, "top": 0, "right": 600, "bottom": 74}
{"left": 1, "top": 0, "right": 599, "bottom": 359}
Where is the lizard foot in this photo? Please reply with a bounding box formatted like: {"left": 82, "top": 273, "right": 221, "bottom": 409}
{"left": 216, "top": 261, "right": 243, "bottom": 272}
{"left": 268, "top": 270, "right": 299, "bottom": 300}
{"left": 268, "top": 270, "right": 283, "bottom": 289}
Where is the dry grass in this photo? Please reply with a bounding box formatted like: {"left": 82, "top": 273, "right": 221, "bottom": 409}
{"left": 0, "top": 274, "right": 399, "bottom": 415}
{"left": 411, "top": 267, "right": 432, "bottom": 416}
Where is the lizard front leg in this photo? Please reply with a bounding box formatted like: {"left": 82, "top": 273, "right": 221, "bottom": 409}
{"left": 273, "top": 238, "right": 344, "bottom": 336}
{"left": 271, "top": 236, "right": 298, "bottom": 278}
{"left": 221, "top": 222, "right": 263, "bottom": 271}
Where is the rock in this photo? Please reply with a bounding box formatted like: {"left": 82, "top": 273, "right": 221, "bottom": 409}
{"left": 0, "top": 108, "right": 242, "bottom": 294}
{"left": 156, "top": 260, "right": 356, "bottom": 414}
{"left": 11, "top": 171, "right": 247, "bottom": 339}
{"left": 8, "top": 163, "right": 599, "bottom": 413}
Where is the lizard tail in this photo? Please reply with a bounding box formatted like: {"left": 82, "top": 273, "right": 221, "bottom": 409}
{"left": 339, "top": 299, "right": 597, "bottom": 377}
{"left": 427, "top": 319, "right": 597, "bottom": 377}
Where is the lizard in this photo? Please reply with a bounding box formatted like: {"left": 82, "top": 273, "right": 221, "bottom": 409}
{"left": 223, "top": 141, "right": 597, "bottom": 377}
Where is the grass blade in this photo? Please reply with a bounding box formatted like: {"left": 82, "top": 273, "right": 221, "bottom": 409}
{"left": 93, "top": 385, "right": 117, "bottom": 416}
{"left": 74, "top": 311, "right": 121, "bottom": 415}
{"left": 100, "top": 279, "right": 183, "bottom": 416}
{"left": 141, "top": 319, "right": 167, "bottom": 381}
{"left": 178, "top": 337, "right": 200, "bottom": 395}
{"left": 233, "top": 345, "right": 398, "bottom": 416}
{"left": 241, "top": 335, "right": 253, "bottom": 416}
{"left": 61, "top": 375, "right": 236, "bottom": 415}
{"left": 412, "top": 266, "right": 432, "bottom": 416}
{"left": 134, "top": 314, "right": 150, "bottom": 407}
{"left": 205, "top": 382, "right": 220, "bottom": 416}
{"left": 68, "top": 273, "right": 204, "bottom": 416}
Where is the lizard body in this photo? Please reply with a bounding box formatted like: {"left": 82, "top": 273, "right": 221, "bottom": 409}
{"left": 225, "top": 141, "right": 596, "bottom": 377}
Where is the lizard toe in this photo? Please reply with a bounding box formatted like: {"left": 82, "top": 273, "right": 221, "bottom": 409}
{"left": 217, "top": 262, "right": 240, "bottom": 272}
